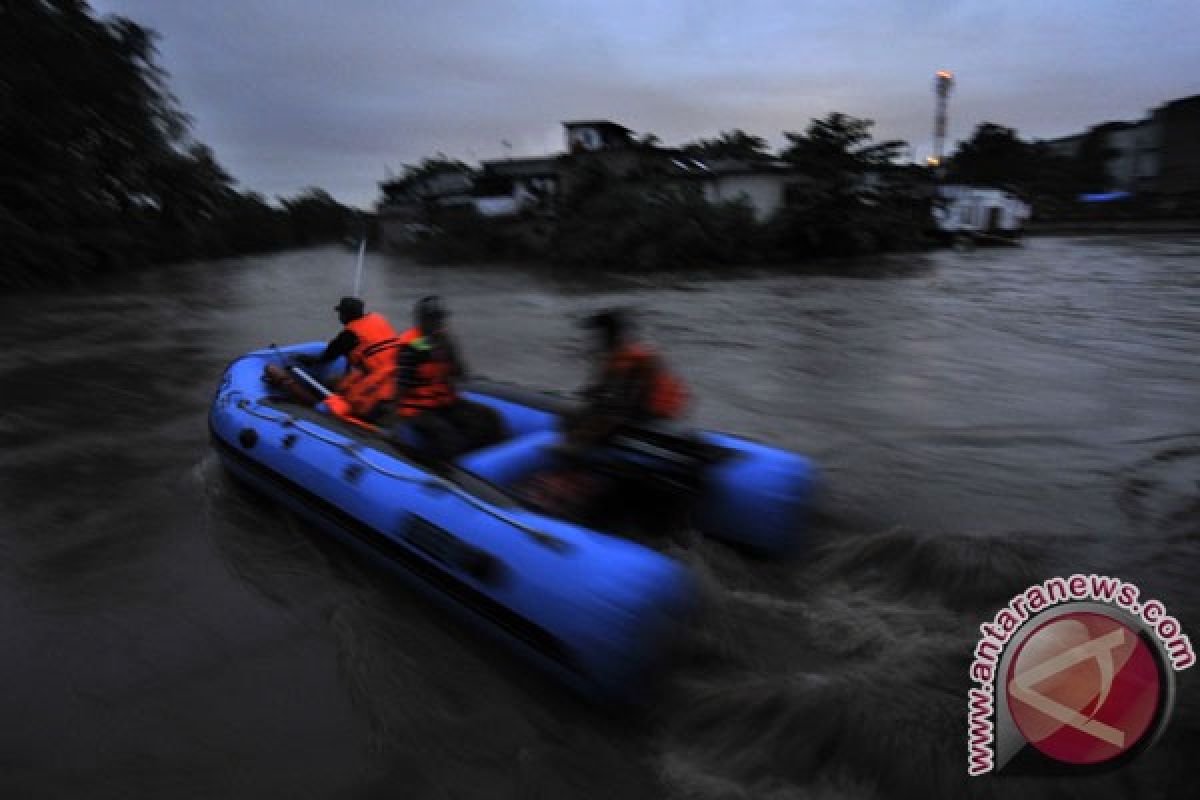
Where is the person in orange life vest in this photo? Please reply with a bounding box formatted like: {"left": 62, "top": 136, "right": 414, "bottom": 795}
{"left": 391, "top": 296, "right": 503, "bottom": 460}
{"left": 294, "top": 296, "right": 403, "bottom": 421}
{"left": 520, "top": 308, "right": 689, "bottom": 519}
{"left": 566, "top": 308, "right": 688, "bottom": 444}
{"left": 394, "top": 296, "right": 464, "bottom": 417}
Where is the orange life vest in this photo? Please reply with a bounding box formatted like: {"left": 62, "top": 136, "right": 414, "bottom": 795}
{"left": 345, "top": 313, "right": 403, "bottom": 373}
{"left": 396, "top": 327, "right": 456, "bottom": 417}
{"left": 606, "top": 343, "right": 688, "bottom": 419}
{"left": 337, "top": 312, "right": 403, "bottom": 415}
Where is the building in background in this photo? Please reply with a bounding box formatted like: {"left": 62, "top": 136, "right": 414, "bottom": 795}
{"left": 376, "top": 169, "right": 475, "bottom": 248}
{"left": 473, "top": 157, "right": 560, "bottom": 219}
{"left": 377, "top": 119, "right": 820, "bottom": 245}
{"left": 1153, "top": 95, "right": 1200, "bottom": 195}
{"left": 672, "top": 158, "right": 807, "bottom": 221}
{"left": 1104, "top": 120, "right": 1160, "bottom": 192}
{"left": 1043, "top": 93, "right": 1199, "bottom": 195}
{"left": 933, "top": 185, "right": 1031, "bottom": 241}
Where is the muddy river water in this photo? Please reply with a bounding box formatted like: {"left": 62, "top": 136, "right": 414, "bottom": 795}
{"left": 1, "top": 236, "right": 1197, "bottom": 797}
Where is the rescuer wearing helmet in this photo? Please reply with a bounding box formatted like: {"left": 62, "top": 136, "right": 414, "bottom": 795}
{"left": 519, "top": 308, "right": 690, "bottom": 520}
{"left": 294, "top": 296, "right": 404, "bottom": 421}
{"left": 391, "top": 296, "right": 503, "bottom": 459}
{"left": 567, "top": 308, "right": 688, "bottom": 443}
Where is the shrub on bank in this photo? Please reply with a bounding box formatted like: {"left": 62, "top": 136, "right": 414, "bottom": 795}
{"left": 409, "top": 178, "right": 931, "bottom": 271}
{"left": 410, "top": 208, "right": 541, "bottom": 264}
{"left": 765, "top": 180, "right": 932, "bottom": 260}
{"left": 552, "top": 183, "right": 759, "bottom": 270}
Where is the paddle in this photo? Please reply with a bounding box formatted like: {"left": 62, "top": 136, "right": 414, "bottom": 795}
{"left": 267, "top": 344, "right": 380, "bottom": 431}
{"left": 270, "top": 343, "right": 330, "bottom": 397}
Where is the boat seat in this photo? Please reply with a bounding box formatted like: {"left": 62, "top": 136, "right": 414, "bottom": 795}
{"left": 456, "top": 430, "right": 559, "bottom": 489}
{"left": 608, "top": 421, "right": 731, "bottom": 467}
{"left": 460, "top": 391, "right": 559, "bottom": 437}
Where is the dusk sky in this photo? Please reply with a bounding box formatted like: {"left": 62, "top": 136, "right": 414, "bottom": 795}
{"left": 92, "top": 1, "right": 1200, "bottom": 209}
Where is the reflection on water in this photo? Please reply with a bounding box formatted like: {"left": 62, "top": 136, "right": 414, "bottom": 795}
{"left": 1, "top": 236, "right": 1197, "bottom": 797}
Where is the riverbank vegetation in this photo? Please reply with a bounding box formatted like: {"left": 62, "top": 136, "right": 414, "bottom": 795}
{"left": 1, "top": 1, "right": 357, "bottom": 290}
{"left": 12, "top": 3, "right": 1175, "bottom": 289}
{"left": 408, "top": 113, "right": 934, "bottom": 270}
{"left": 402, "top": 112, "right": 1198, "bottom": 271}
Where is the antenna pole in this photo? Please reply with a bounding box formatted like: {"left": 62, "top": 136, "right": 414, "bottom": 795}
{"left": 352, "top": 237, "right": 367, "bottom": 297}
{"left": 931, "top": 70, "right": 955, "bottom": 173}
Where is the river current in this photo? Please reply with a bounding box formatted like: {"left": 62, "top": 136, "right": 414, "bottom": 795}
{"left": 1, "top": 236, "right": 1197, "bottom": 798}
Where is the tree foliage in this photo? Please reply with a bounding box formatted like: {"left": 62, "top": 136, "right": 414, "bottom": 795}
{"left": 399, "top": 155, "right": 474, "bottom": 183}
{"left": 946, "top": 122, "right": 1111, "bottom": 197}
{"left": 280, "top": 188, "right": 358, "bottom": 246}
{"left": 781, "top": 113, "right": 907, "bottom": 180}
{"left": 404, "top": 110, "right": 932, "bottom": 269}
{"left": 680, "top": 129, "right": 771, "bottom": 161}
{"left": 553, "top": 177, "right": 759, "bottom": 270}
{"left": 0, "top": 1, "right": 354, "bottom": 289}
{"left": 768, "top": 113, "right": 922, "bottom": 257}
{"left": 410, "top": 114, "right": 931, "bottom": 269}
{"left": 633, "top": 132, "right": 662, "bottom": 149}
{"left": 944, "top": 123, "right": 1031, "bottom": 186}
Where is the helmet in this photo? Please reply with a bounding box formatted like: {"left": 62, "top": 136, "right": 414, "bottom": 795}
{"left": 334, "top": 296, "right": 364, "bottom": 318}
{"left": 581, "top": 308, "right": 631, "bottom": 347}
{"left": 415, "top": 295, "right": 448, "bottom": 330}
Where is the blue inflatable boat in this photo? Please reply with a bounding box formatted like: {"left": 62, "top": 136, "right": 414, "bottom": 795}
{"left": 209, "top": 343, "right": 817, "bottom": 698}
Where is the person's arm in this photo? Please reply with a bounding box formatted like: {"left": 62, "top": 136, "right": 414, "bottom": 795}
{"left": 299, "top": 330, "right": 357, "bottom": 366}
{"left": 318, "top": 329, "right": 358, "bottom": 363}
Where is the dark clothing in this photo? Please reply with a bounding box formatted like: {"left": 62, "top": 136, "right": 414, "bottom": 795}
{"left": 394, "top": 399, "right": 505, "bottom": 461}
{"left": 311, "top": 329, "right": 359, "bottom": 364}
{"left": 402, "top": 407, "right": 467, "bottom": 462}
{"left": 394, "top": 332, "right": 467, "bottom": 418}
{"left": 568, "top": 348, "right": 655, "bottom": 445}
{"left": 580, "top": 353, "right": 656, "bottom": 422}
{"left": 587, "top": 342, "right": 685, "bottom": 420}
{"left": 395, "top": 334, "right": 466, "bottom": 393}
{"left": 532, "top": 341, "right": 689, "bottom": 519}
{"left": 295, "top": 329, "right": 358, "bottom": 369}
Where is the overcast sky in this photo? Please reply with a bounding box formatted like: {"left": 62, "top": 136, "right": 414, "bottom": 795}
{"left": 92, "top": 0, "right": 1200, "bottom": 209}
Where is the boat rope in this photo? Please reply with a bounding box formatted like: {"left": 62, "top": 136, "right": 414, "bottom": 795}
{"left": 234, "top": 399, "right": 570, "bottom": 552}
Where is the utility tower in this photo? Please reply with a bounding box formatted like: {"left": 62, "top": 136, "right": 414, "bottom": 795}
{"left": 929, "top": 70, "right": 954, "bottom": 169}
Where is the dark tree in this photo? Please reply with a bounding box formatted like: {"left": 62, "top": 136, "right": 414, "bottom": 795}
{"left": 946, "top": 122, "right": 1111, "bottom": 198}
{"left": 279, "top": 188, "right": 355, "bottom": 246}
{"left": 1, "top": 0, "right": 198, "bottom": 283}
{"left": 780, "top": 113, "right": 907, "bottom": 180}
{"left": 0, "top": 1, "right": 352, "bottom": 288}
{"left": 769, "top": 113, "right": 922, "bottom": 257}
{"left": 399, "top": 155, "right": 474, "bottom": 183}
{"left": 681, "top": 129, "right": 772, "bottom": 162}
{"left": 634, "top": 132, "right": 662, "bottom": 149}
{"left": 944, "top": 123, "right": 1033, "bottom": 186}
